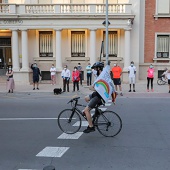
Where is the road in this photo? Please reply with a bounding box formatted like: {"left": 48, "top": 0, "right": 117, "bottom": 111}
{"left": 0, "top": 92, "right": 170, "bottom": 170}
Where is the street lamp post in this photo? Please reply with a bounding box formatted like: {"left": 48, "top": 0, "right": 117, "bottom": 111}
{"left": 105, "top": 0, "right": 109, "bottom": 65}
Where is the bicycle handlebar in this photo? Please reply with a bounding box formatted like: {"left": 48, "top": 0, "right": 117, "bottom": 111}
{"left": 67, "top": 97, "right": 80, "bottom": 104}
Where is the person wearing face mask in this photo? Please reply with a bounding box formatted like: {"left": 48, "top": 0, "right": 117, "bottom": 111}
{"left": 111, "top": 63, "right": 123, "bottom": 96}
{"left": 86, "top": 63, "right": 92, "bottom": 86}
{"left": 6, "top": 67, "right": 15, "bottom": 93}
{"left": 77, "top": 63, "right": 83, "bottom": 86}
{"left": 147, "top": 64, "right": 154, "bottom": 92}
{"left": 50, "top": 64, "right": 57, "bottom": 85}
{"left": 61, "top": 65, "right": 71, "bottom": 92}
{"left": 128, "top": 61, "right": 136, "bottom": 92}
{"left": 72, "top": 66, "right": 80, "bottom": 92}
{"left": 31, "top": 63, "right": 42, "bottom": 90}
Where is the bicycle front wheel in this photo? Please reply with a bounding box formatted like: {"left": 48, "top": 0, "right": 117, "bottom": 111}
{"left": 58, "top": 109, "right": 81, "bottom": 134}
{"left": 96, "top": 111, "right": 122, "bottom": 137}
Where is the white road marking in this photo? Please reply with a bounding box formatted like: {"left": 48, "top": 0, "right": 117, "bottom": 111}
{"left": 0, "top": 118, "right": 58, "bottom": 121}
{"left": 18, "top": 169, "right": 39, "bottom": 170}
{"left": 36, "top": 147, "right": 69, "bottom": 158}
{"left": 104, "top": 103, "right": 111, "bottom": 106}
{"left": 73, "top": 121, "right": 88, "bottom": 127}
{"left": 58, "top": 132, "right": 83, "bottom": 139}
{"left": 91, "top": 108, "right": 107, "bottom": 112}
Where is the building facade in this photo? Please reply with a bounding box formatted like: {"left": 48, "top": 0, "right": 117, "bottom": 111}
{"left": 143, "top": 0, "right": 170, "bottom": 80}
{"left": 0, "top": 0, "right": 145, "bottom": 84}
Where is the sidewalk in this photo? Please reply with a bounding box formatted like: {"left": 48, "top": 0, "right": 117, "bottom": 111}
{"left": 0, "top": 81, "right": 169, "bottom": 95}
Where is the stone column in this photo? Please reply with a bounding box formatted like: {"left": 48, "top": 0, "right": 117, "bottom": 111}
{"left": 124, "top": 29, "right": 131, "bottom": 71}
{"left": 21, "top": 29, "right": 29, "bottom": 71}
{"left": 89, "top": 29, "right": 97, "bottom": 65}
{"left": 55, "top": 29, "right": 62, "bottom": 71}
{"left": 11, "top": 29, "right": 20, "bottom": 71}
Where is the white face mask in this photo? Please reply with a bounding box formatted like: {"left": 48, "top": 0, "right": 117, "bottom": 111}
{"left": 9, "top": 68, "right": 12, "bottom": 70}
{"left": 74, "top": 69, "right": 77, "bottom": 71}
{"left": 131, "top": 64, "right": 134, "bottom": 67}
{"left": 114, "top": 64, "right": 117, "bottom": 66}
{"left": 64, "top": 68, "right": 66, "bottom": 70}
{"left": 52, "top": 66, "right": 54, "bottom": 68}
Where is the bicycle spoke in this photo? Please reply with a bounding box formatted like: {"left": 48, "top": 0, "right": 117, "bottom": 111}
{"left": 97, "top": 111, "right": 122, "bottom": 137}
{"left": 58, "top": 109, "right": 81, "bottom": 134}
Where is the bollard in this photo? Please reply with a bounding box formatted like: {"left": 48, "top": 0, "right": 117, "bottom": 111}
{"left": 43, "top": 165, "right": 55, "bottom": 170}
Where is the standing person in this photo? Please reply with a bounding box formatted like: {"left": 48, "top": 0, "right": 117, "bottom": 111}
{"left": 166, "top": 69, "right": 170, "bottom": 93}
{"left": 6, "top": 66, "right": 15, "bottom": 93}
{"left": 86, "top": 63, "right": 92, "bottom": 86}
{"left": 147, "top": 64, "right": 154, "bottom": 92}
{"left": 31, "top": 63, "right": 41, "bottom": 90}
{"left": 111, "top": 63, "right": 123, "bottom": 96}
{"left": 77, "top": 63, "right": 83, "bottom": 86}
{"left": 50, "top": 64, "right": 57, "bottom": 85}
{"left": 72, "top": 66, "right": 80, "bottom": 92}
{"left": 61, "top": 65, "right": 70, "bottom": 92}
{"left": 128, "top": 61, "right": 136, "bottom": 92}
{"left": 92, "top": 67, "right": 97, "bottom": 82}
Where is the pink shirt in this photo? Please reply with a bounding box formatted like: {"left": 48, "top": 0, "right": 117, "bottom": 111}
{"left": 147, "top": 68, "right": 154, "bottom": 78}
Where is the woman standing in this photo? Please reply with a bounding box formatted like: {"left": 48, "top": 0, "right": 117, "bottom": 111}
{"left": 6, "top": 67, "right": 15, "bottom": 93}
{"left": 72, "top": 66, "right": 80, "bottom": 92}
{"left": 147, "top": 64, "right": 154, "bottom": 92}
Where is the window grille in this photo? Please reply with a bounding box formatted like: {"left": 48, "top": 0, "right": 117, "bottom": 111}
{"left": 71, "top": 31, "right": 85, "bottom": 57}
{"left": 103, "top": 31, "right": 118, "bottom": 57}
{"left": 39, "top": 31, "right": 53, "bottom": 57}
{"left": 157, "top": 35, "right": 169, "bottom": 58}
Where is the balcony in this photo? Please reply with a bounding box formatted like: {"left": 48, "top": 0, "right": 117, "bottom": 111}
{"left": 0, "top": 3, "right": 132, "bottom": 15}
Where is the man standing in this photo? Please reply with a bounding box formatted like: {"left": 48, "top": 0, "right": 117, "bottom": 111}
{"left": 128, "top": 61, "right": 136, "bottom": 92}
{"left": 77, "top": 63, "right": 83, "bottom": 86}
{"left": 86, "top": 63, "right": 92, "bottom": 86}
{"left": 31, "top": 63, "right": 41, "bottom": 90}
{"left": 111, "top": 63, "right": 123, "bottom": 96}
{"left": 50, "top": 64, "right": 57, "bottom": 85}
{"left": 61, "top": 65, "right": 70, "bottom": 92}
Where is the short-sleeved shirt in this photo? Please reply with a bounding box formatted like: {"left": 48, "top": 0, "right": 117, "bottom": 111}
{"left": 86, "top": 65, "right": 92, "bottom": 74}
{"left": 112, "top": 66, "right": 122, "bottom": 78}
{"left": 128, "top": 65, "right": 136, "bottom": 77}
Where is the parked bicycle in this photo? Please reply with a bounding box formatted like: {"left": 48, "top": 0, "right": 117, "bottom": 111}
{"left": 58, "top": 97, "right": 122, "bottom": 137}
{"left": 157, "top": 76, "right": 168, "bottom": 85}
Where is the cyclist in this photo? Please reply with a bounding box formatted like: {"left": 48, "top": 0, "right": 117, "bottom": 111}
{"left": 83, "top": 61, "right": 116, "bottom": 133}
{"left": 161, "top": 68, "right": 168, "bottom": 81}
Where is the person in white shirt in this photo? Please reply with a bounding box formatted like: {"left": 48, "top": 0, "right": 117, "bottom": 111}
{"left": 165, "top": 69, "right": 170, "bottom": 93}
{"left": 50, "top": 64, "right": 57, "bottom": 85}
{"left": 128, "top": 61, "right": 136, "bottom": 92}
{"left": 61, "top": 65, "right": 71, "bottom": 92}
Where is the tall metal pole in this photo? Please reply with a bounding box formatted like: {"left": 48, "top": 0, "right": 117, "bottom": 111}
{"left": 105, "top": 0, "right": 109, "bottom": 65}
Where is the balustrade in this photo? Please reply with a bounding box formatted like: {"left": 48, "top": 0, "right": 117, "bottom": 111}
{"left": 0, "top": 3, "right": 132, "bottom": 14}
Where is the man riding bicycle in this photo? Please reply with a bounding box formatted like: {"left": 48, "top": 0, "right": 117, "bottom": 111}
{"left": 83, "top": 61, "right": 116, "bottom": 133}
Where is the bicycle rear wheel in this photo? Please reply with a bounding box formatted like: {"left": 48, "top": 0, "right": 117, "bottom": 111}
{"left": 157, "top": 79, "right": 165, "bottom": 85}
{"left": 96, "top": 111, "right": 122, "bottom": 137}
{"left": 58, "top": 109, "right": 81, "bottom": 134}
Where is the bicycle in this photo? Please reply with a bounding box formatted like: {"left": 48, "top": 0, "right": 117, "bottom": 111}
{"left": 157, "top": 76, "right": 168, "bottom": 85}
{"left": 57, "top": 97, "right": 122, "bottom": 137}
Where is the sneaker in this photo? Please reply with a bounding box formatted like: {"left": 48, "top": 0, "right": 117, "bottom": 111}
{"left": 120, "top": 92, "right": 123, "bottom": 96}
{"left": 83, "top": 126, "right": 95, "bottom": 133}
{"left": 133, "top": 90, "right": 136, "bottom": 92}
{"left": 33, "top": 88, "right": 35, "bottom": 90}
{"left": 129, "top": 90, "right": 131, "bottom": 92}
{"left": 151, "top": 89, "right": 154, "bottom": 92}
{"left": 169, "top": 90, "right": 170, "bottom": 93}
{"left": 37, "top": 88, "right": 39, "bottom": 90}
{"left": 147, "top": 89, "right": 149, "bottom": 92}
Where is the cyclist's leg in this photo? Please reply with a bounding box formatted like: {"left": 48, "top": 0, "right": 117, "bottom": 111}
{"left": 83, "top": 96, "right": 101, "bottom": 133}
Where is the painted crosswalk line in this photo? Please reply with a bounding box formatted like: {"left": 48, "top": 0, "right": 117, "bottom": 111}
{"left": 73, "top": 121, "right": 88, "bottom": 127}
{"left": 104, "top": 103, "right": 111, "bottom": 106}
{"left": 36, "top": 147, "right": 69, "bottom": 158}
{"left": 58, "top": 132, "right": 83, "bottom": 139}
{"left": 91, "top": 108, "right": 107, "bottom": 112}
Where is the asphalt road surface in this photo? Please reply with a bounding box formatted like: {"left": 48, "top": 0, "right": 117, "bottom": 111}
{"left": 0, "top": 92, "right": 170, "bottom": 170}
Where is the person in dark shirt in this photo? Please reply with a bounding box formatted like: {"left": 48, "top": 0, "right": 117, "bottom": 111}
{"left": 31, "top": 63, "right": 41, "bottom": 90}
